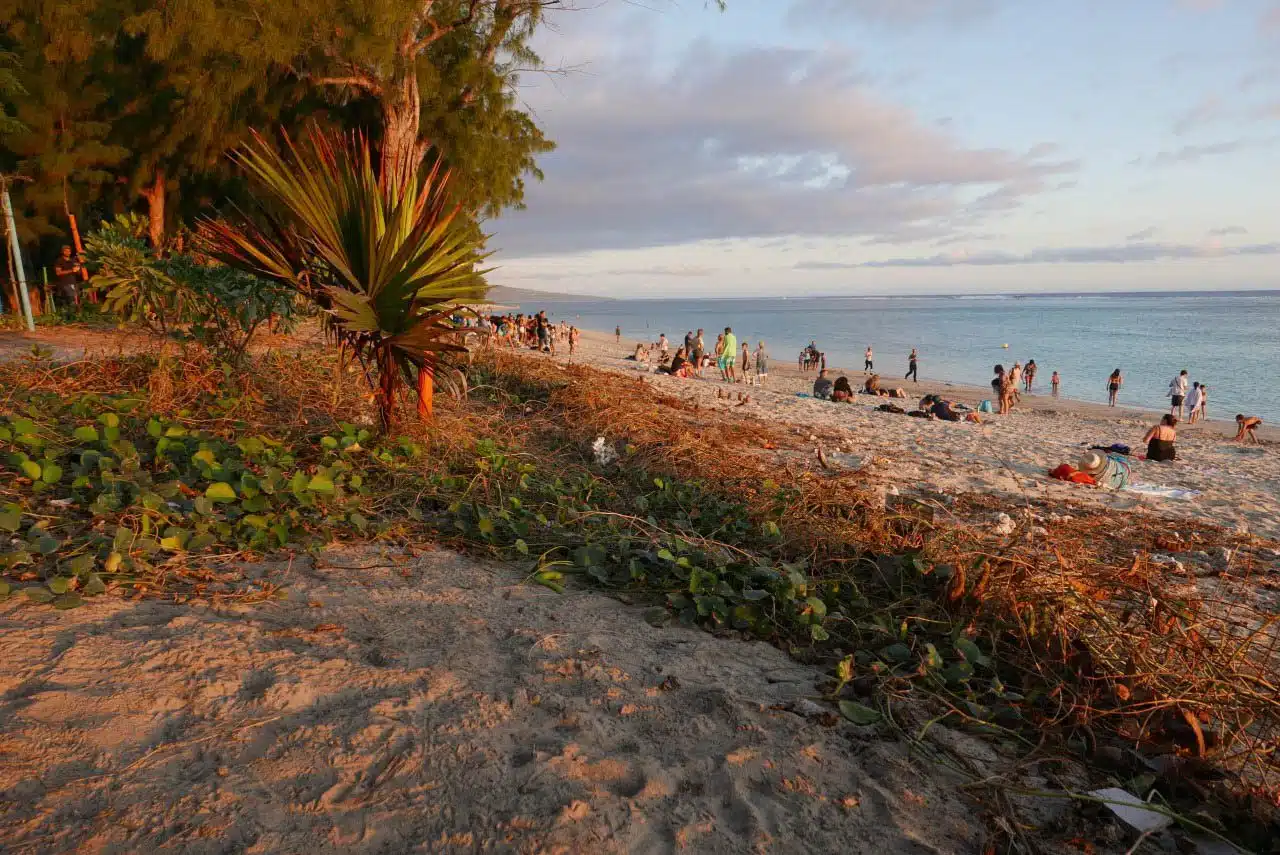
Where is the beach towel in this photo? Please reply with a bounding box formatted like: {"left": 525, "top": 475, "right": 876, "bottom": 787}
{"left": 1124, "top": 484, "right": 1201, "bottom": 501}
{"left": 1089, "top": 443, "right": 1132, "bottom": 456}
{"left": 1049, "top": 464, "right": 1096, "bottom": 485}
{"left": 876, "top": 404, "right": 906, "bottom": 414}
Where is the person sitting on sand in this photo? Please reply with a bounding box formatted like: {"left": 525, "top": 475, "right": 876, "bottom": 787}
{"left": 1235, "top": 414, "right": 1263, "bottom": 444}
{"left": 864, "top": 374, "right": 882, "bottom": 395}
{"left": 1143, "top": 415, "right": 1178, "bottom": 462}
{"left": 662, "top": 347, "right": 693, "bottom": 378}
{"left": 832, "top": 376, "right": 854, "bottom": 402}
{"left": 813, "top": 369, "right": 834, "bottom": 400}
{"left": 626, "top": 343, "right": 649, "bottom": 363}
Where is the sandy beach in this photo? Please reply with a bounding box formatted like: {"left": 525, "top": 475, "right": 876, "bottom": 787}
{"left": 537, "top": 328, "right": 1280, "bottom": 544}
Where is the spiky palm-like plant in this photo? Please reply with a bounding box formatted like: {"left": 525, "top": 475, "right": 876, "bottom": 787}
{"left": 201, "top": 128, "right": 487, "bottom": 431}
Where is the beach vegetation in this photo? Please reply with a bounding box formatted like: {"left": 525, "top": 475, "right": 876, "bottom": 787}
{"left": 200, "top": 128, "right": 487, "bottom": 429}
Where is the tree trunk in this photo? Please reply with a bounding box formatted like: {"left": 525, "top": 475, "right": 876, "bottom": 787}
{"left": 142, "top": 169, "right": 166, "bottom": 250}
{"left": 375, "top": 344, "right": 398, "bottom": 433}
{"left": 416, "top": 360, "right": 433, "bottom": 422}
{"left": 380, "top": 70, "right": 423, "bottom": 187}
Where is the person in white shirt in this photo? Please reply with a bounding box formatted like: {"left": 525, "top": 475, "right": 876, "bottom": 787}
{"left": 1185, "top": 382, "right": 1203, "bottom": 424}
{"left": 1168, "top": 370, "right": 1189, "bottom": 419}
{"left": 657, "top": 334, "right": 669, "bottom": 360}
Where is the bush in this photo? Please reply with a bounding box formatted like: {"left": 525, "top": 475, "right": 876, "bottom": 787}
{"left": 83, "top": 214, "right": 298, "bottom": 361}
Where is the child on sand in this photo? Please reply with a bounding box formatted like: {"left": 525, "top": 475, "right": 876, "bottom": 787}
{"left": 1235, "top": 415, "right": 1263, "bottom": 444}
{"left": 1186, "top": 382, "right": 1202, "bottom": 424}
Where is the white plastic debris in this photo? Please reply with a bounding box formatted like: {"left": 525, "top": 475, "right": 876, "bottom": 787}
{"left": 992, "top": 513, "right": 1016, "bottom": 536}
{"left": 591, "top": 437, "right": 618, "bottom": 466}
{"left": 1150, "top": 554, "right": 1186, "bottom": 573}
{"left": 1088, "top": 787, "right": 1172, "bottom": 834}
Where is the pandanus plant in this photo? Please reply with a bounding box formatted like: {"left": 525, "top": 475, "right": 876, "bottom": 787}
{"left": 201, "top": 128, "right": 487, "bottom": 432}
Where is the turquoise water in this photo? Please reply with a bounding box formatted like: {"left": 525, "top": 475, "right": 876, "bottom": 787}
{"left": 517, "top": 292, "right": 1280, "bottom": 422}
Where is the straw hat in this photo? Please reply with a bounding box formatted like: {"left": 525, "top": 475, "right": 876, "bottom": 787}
{"left": 1077, "top": 451, "right": 1106, "bottom": 476}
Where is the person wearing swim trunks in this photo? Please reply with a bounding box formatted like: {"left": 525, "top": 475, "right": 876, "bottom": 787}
{"left": 1235, "top": 414, "right": 1263, "bottom": 444}
{"left": 721, "top": 327, "right": 738, "bottom": 383}
{"left": 691, "top": 329, "right": 705, "bottom": 377}
{"left": 755, "top": 342, "right": 768, "bottom": 386}
{"left": 1168, "top": 370, "right": 1188, "bottom": 419}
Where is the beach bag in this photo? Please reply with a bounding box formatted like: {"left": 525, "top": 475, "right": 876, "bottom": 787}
{"left": 978, "top": 400, "right": 994, "bottom": 413}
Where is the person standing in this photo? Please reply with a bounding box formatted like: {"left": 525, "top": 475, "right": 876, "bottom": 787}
{"left": 722, "top": 326, "right": 738, "bottom": 383}
{"left": 683, "top": 330, "right": 694, "bottom": 354}
{"left": 864, "top": 346, "right": 873, "bottom": 372}
{"left": 1168, "top": 370, "right": 1188, "bottom": 419}
{"left": 1185, "top": 382, "right": 1203, "bottom": 424}
{"left": 658, "top": 333, "right": 669, "bottom": 360}
{"left": 615, "top": 325, "right": 621, "bottom": 343}
{"left": 1024, "top": 359, "right": 1037, "bottom": 392}
{"left": 740, "top": 340, "right": 750, "bottom": 383}
{"left": 1051, "top": 371, "right": 1060, "bottom": 396}
{"left": 569, "top": 326, "right": 579, "bottom": 357}
{"left": 1198, "top": 384, "right": 1209, "bottom": 421}
{"left": 1107, "top": 369, "right": 1123, "bottom": 407}
{"left": 905, "top": 348, "right": 918, "bottom": 383}
{"left": 755, "top": 341, "right": 769, "bottom": 386}
{"left": 52, "top": 246, "right": 82, "bottom": 318}
{"left": 692, "top": 329, "right": 705, "bottom": 377}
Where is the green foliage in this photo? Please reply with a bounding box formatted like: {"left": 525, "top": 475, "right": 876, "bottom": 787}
{"left": 83, "top": 213, "right": 296, "bottom": 359}
{"left": 203, "top": 129, "right": 486, "bottom": 429}
{"left": 0, "top": 393, "right": 397, "bottom": 605}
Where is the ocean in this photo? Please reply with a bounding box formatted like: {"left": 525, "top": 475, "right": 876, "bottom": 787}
{"left": 515, "top": 291, "right": 1280, "bottom": 422}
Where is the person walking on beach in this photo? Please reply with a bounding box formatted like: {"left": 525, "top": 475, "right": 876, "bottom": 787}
{"left": 722, "top": 327, "right": 739, "bottom": 383}
{"left": 755, "top": 342, "right": 768, "bottom": 386}
{"left": 1234, "top": 414, "right": 1263, "bottom": 444}
{"left": 1107, "top": 369, "right": 1123, "bottom": 407}
{"left": 905, "top": 348, "right": 919, "bottom": 383}
{"left": 1168, "top": 370, "right": 1188, "bottom": 419}
{"left": 1051, "top": 371, "right": 1060, "bottom": 396}
{"left": 1024, "top": 360, "right": 1037, "bottom": 392}
{"left": 864, "top": 346, "right": 874, "bottom": 372}
{"left": 568, "top": 326, "right": 579, "bottom": 357}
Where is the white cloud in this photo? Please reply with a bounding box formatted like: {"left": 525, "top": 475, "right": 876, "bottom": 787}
{"left": 794, "top": 240, "right": 1280, "bottom": 269}
{"left": 497, "top": 40, "right": 1075, "bottom": 256}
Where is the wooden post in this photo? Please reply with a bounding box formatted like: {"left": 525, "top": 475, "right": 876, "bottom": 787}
{"left": 1, "top": 184, "right": 35, "bottom": 331}
{"left": 68, "top": 213, "right": 95, "bottom": 304}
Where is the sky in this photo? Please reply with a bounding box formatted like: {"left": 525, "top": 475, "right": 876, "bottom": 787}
{"left": 490, "top": 0, "right": 1280, "bottom": 297}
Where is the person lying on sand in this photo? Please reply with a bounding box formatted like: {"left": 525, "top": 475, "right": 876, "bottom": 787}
{"left": 1143, "top": 415, "right": 1178, "bottom": 461}
{"left": 1235, "top": 414, "right": 1263, "bottom": 444}
{"left": 813, "top": 369, "right": 834, "bottom": 400}
{"left": 832, "top": 376, "right": 854, "bottom": 402}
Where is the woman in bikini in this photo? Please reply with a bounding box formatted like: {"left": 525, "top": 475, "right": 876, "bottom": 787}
{"left": 1107, "top": 369, "right": 1123, "bottom": 407}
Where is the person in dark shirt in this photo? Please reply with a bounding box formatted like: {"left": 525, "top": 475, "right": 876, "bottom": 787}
{"left": 813, "top": 369, "right": 834, "bottom": 400}
{"left": 52, "top": 246, "right": 82, "bottom": 315}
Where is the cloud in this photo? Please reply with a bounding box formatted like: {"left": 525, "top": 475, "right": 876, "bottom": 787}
{"left": 1172, "top": 95, "right": 1223, "bottom": 135}
{"left": 1136, "top": 140, "right": 1243, "bottom": 166}
{"left": 793, "top": 241, "right": 1280, "bottom": 269}
{"left": 786, "top": 0, "right": 998, "bottom": 28}
{"left": 498, "top": 40, "right": 1076, "bottom": 256}
{"left": 599, "top": 264, "right": 716, "bottom": 277}
{"left": 1207, "top": 225, "right": 1248, "bottom": 236}
{"left": 1126, "top": 227, "right": 1158, "bottom": 241}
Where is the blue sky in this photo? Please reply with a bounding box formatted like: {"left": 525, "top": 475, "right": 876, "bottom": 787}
{"left": 492, "top": 0, "right": 1280, "bottom": 296}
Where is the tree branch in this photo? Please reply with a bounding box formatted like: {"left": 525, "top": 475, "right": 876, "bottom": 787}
{"left": 313, "top": 75, "right": 383, "bottom": 95}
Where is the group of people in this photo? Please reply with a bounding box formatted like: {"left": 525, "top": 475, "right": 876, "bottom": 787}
{"left": 629, "top": 327, "right": 771, "bottom": 384}
{"left": 990, "top": 361, "right": 1058, "bottom": 414}
{"left": 1166, "top": 370, "right": 1209, "bottom": 423}
{"left": 487, "top": 311, "right": 580, "bottom": 356}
